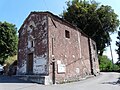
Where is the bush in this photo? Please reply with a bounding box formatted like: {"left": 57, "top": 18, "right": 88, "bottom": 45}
{"left": 99, "top": 55, "right": 120, "bottom": 72}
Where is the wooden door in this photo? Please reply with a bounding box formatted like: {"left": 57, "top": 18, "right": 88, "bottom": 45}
{"left": 27, "top": 53, "right": 33, "bottom": 74}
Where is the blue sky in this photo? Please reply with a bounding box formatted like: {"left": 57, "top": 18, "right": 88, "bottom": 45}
{"left": 0, "top": 0, "right": 67, "bottom": 28}
{"left": 0, "top": 0, "right": 119, "bottom": 62}
{"left": 95, "top": 0, "right": 120, "bottom": 63}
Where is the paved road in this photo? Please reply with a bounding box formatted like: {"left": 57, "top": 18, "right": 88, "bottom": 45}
{"left": 0, "top": 72, "right": 119, "bottom": 90}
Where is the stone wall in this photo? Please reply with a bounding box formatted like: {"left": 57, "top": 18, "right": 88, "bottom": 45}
{"left": 18, "top": 13, "right": 49, "bottom": 75}
{"left": 48, "top": 16, "right": 92, "bottom": 83}
{"left": 17, "top": 12, "right": 99, "bottom": 84}
{"left": 89, "top": 39, "right": 100, "bottom": 75}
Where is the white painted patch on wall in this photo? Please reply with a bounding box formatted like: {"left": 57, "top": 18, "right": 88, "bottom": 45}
{"left": 64, "top": 55, "right": 67, "bottom": 58}
{"left": 44, "top": 76, "right": 52, "bottom": 85}
{"left": 57, "top": 64, "right": 66, "bottom": 74}
{"left": 29, "top": 21, "right": 36, "bottom": 27}
{"left": 42, "top": 38, "right": 47, "bottom": 44}
{"left": 76, "top": 68, "right": 80, "bottom": 74}
{"left": 33, "top": 56, "right": 47, "bottom": 74}
{"left": 28, "top": 41, "right": 31, "bottom": 48}
{"left": 72, "top": 55, "right": 75, "bottom": 58}
{"left": 18, "top": 60, "right": 27, "bottom": 74}
{"left": 57, "top": 60, "right": 61, "bottom": 64}
{"left": 34, "top": 56, "right": 47, "bottom": 65}
{"left": 19, "top": 49, "right": 21, "bottom": 52}
{"left": 27, "top": 26, "right": 32, "bottom": 33}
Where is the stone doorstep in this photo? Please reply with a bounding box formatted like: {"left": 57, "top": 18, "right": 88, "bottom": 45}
{"left": 15, "top": 75, "right": 52, "bottom": 85}
{"left": 15, "top": 75, "right": 44, "bottom": 83}
{"left": 15, "top": 73, "right": 100, "bottom": 85}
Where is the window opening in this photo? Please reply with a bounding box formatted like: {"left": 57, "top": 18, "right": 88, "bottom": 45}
{"left": 65, "top": 30, "right": 70, "bottom": 38}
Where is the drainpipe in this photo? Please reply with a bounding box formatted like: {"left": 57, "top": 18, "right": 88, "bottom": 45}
{"left": 52, "top": 38, "right": 55, "bottom": 84}
{"left": 52, "top": 57, "right": 55, "bottom": 84}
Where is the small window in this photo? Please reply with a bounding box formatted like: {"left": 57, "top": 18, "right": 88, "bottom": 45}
{"left": 65, "top": 30, "right": 70, "bottom": 38}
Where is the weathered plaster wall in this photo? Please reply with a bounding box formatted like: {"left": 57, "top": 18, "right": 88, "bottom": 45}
{"left": 32, "top": 14, "right": 48, "bottom": 74}
{"left": 48, "top": 16, "right": 91, "bottom": 83}
{"left": 18, "top": 23, "right": 28, "bottom": 74}
{"left": 18, "top": 12, "right": 99, "bottom": 85}
{"left": 18, "top": 13, "right": 48, "bottom": 75}
{"left": 89, "top": 39, "right": 100, "bottom": 74}
{"left": 80, "top": 35, "right": 91, "bottom": 76}
{"left": 17, "top": 60, "right": 27, "bottom": 74}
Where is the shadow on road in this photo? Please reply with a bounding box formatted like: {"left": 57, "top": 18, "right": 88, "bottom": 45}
{"left": 101, "top": 77, "right": 120, "bottom": 85}
{"left": 0, "top": 75, "right": 31, "bottom": 83}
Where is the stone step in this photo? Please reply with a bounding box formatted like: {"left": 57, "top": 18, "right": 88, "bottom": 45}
{"left": 16, "top": 75, "right": 52, "bottom": 85}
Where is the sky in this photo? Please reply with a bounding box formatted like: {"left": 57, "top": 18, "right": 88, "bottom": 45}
{"left": 95, "top": 0, "right": 120, "bottom": 63}
{"left": 0, "top": 0, "right": 119, "bottom": 63}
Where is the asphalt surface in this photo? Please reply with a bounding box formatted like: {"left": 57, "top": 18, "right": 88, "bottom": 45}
{"left": 0, "top": 72, "right": 119, "bottom": 90}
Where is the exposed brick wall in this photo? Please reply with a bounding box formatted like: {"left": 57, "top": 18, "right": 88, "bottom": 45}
{"left": 80, "top": 35, "right": 91, "bottom": 76}
{"left": 89, "top": 39, "right": 100, "bottom": 74}
{"left": 18, "top": 19, "right": 28, "bottom": 74}
{"left": 18, "top": 13, "right": 49, "bottom": 75}
{"left": 18, "top": 12, "right": 99, "bottom": 84}
{"left": 48, "top": 16, "right": 92, "bottom": 83}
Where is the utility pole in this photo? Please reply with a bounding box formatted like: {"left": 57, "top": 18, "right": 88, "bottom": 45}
{"left": 109, "top": 41, "right": 114, "bottom": 69}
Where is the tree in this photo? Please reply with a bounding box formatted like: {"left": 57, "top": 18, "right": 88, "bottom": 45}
{"left": 116, "top": 31, "right": 120, "bottom": 62}
{"left": 98, "top": 55, "right": 112, "bottom": 71}
{"left": 99, "top": 55, "right": 119, "bottom": 71}
{"left": 116, "top": 30, "right": 120, "bottom": 71}
{"left": 62, "top": 0, "right": 119, "bottom": 55}
{"left": 115, "top": 61, "right": 120, "bottom": 70}
{"left": 0, "top": 22, "right": 18, "bottom": 65}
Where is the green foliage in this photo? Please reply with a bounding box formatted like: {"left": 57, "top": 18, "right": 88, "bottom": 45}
{"left": 62, "top": 0, "right": 120, "bottom": 55}
{"left": 116, "top": 30, "right": 120, "bottom": 71}
{"left": 113, "top": 64, "right": 120, "bottom": 71}
{"left": 116, "top": 31, "right": 120, "bottom": 62}
{"left": 99, "top": 55, "right": 120, "bottom": 71}
{"left": 5, "top": 55, "right": 17, "bottom": 65}
{"left": 0, "top": 22, "right": 18, "bottom": 65}
{"left": 115, "top": 61, "right": 120, "bottom": 71}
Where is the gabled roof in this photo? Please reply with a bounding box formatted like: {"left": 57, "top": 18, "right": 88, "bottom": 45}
{"left": 18, "top": 11, "right": 89, "bottom": 38}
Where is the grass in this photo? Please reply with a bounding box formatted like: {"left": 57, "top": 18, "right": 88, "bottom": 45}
{"left": 5, "top": 55, "right": 17, "bottom": 65}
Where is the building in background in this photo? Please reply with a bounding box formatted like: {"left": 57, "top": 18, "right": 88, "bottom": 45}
{"left": 17, "top": 11, "right": 99, "bottom": 85}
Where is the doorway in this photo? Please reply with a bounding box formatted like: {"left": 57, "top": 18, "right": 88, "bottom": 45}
{"left": 27, "top": 53, "right": 33, "bottom": 74}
